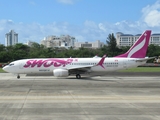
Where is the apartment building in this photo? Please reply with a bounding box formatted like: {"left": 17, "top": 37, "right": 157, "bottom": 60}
{"left": 74, "top": 40, "right": 104, "bottom": 49}
{"left": 116, "top": 32, "right": 160, "bottom": 46}
{"left": 24, "top": 40, "right": 35, "bottom": 46}
{"left": 41, "top": 35, "right": 75, "bottom": 48}
{"left": 5, "top": 30, "right": 18, "bottom": 46}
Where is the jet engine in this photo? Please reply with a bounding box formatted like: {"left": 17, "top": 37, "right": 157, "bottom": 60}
{"left": 53, "top": 69, "right": 68, "bottom": 77}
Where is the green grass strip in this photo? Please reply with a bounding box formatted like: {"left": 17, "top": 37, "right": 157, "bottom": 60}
{"left": 119, "top": 67, "right": 160, "bottom": 72}
{"left": 0, "top": 68, "right": 6, "bottom": 73}
{"left": 1, "top": 67, "right": 160, "bottom": 73}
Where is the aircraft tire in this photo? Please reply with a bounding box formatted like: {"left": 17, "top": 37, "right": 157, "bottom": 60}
{"left": 17, "top": 75, "right": 20, "bottom": 79}
{"left": 76, "top": 74, "right": 81, "bottom": 79}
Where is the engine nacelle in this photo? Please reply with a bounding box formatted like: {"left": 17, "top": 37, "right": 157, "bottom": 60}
{"left": 53, "top": 69, "right": 68, "bottom": 77}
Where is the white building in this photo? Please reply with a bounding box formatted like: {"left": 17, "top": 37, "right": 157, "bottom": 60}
{"left": 74, "top": 40, "right": 104, "bottom": 49}
{"left": 116, "top": 32, "right": 160, "bottom": 46}
{"left": 150, "top": 34, "right": 160, "bottom": 45}
{"left": 24, "top": 40, "right": 35, "bottom": 46}
{"left": 5, "top": 30, "right": 18, "bottom": 46}
{"left": 41, "top": 35, "right": 75, "bottom": 49}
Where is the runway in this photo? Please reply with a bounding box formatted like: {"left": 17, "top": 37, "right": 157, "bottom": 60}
{"left": 0, "top": 73, "right": 160, "bottom": 120}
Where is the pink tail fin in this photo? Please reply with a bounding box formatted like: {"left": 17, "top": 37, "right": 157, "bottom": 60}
{"left": 115, "top": 30, "right": 151, "bottom": 58}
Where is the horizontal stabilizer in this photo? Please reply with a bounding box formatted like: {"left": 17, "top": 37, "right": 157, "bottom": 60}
{"left": 135, "top": 57, "right": 155, "bottom": 62}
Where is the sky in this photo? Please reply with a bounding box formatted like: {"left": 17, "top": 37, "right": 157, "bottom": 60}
{"left": 0, "top": 0, "right": 160, "bottom": 45}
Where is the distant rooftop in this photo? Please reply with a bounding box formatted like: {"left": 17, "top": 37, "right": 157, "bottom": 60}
{"left": 121, "top": 34, "right": 133, "bottom": 36}
{"left": 117, "top": 32, "right": 160, "bottom": 37}
{"left": 135, "top": 34, "right": 141, "bottom": 36}
{"left": 152, "top": 33, "right": 160, "bottom": 36}
{"left": 116, "top": 32, "right": 123, "bottom": 34}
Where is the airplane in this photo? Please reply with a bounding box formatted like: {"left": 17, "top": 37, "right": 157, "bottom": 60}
{"left": 3, "top": 30, "right": 153, "bottom": 79}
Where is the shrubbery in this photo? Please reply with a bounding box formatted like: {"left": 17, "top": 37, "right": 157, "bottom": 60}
{"left": 0, "top": 42, "right": 159, "bottom": 63}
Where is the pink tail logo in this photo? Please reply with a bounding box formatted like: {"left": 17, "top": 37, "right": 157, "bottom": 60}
{"left": 115, "top": 30, "right": 151, "bottom": 58}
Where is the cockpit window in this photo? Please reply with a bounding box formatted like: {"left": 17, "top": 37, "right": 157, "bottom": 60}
{"left": 9, "top": 63, "right": 14, "bottom": 66}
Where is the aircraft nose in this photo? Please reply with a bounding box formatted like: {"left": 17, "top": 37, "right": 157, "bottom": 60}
{"left": 2, "top": 66, "right": 10, "bottom": 73}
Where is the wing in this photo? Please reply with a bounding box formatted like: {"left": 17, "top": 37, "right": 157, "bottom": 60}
{"left": 67, "top": 55, "right": 106, "bottom": 74}
{"left": 67, "top": 65, "right": 93, "bottom": 70}
{"left": 67, "top": 65, "right": 93, "bottom": 74}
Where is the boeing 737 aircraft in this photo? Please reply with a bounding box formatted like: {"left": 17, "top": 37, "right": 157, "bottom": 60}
{"left": 3, "top": 30, "right": 153, "bottom": 79}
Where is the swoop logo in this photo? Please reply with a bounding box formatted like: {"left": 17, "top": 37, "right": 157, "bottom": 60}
{"left": 23, "top": 59, "right": 73, "bottom": 68}
{"left": 127, "top": 37, "right": 146, "bottom": 58}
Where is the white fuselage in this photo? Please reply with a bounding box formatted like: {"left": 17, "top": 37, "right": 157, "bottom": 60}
{"left": 2, "top": 30, "right": 151, "bottom": 78}
{"left": 4, "top": 57, "right": 145, "bottom": 75}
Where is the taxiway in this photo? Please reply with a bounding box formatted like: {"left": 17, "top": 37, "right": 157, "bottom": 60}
{"left": 0, "top": 73, "right": 160, "bottom": 120}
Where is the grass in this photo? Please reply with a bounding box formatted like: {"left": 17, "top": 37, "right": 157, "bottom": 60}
{"left": 1, "top": 67, "right": 160, "bottom": 73}
{"left": 119, "top": 67, "right": 160, "bottom": 72}
{"left": 0, "top": 68, "right": 5, "bottom": 73}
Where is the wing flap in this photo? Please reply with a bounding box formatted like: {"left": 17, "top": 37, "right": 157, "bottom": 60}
{"left": 67, "top": 65, "right": 93, "bottom": 70}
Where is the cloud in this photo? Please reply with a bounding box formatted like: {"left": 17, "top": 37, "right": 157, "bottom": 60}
{"left": 2, "top": 1, "right": 160, "bottom": 45}
{"left": 56, "top": 0, "right": 77, "bottom": 4}
{"left": 0, "top": 20, "right": 81, "bottom": 44}
{"left": 29, "top": 1, "right": 36, "bottom": 5}
{"left": 141, "top": 0, "right": 160, "bottom": 27}
{"left": 98, "top": 23, "right": 107, "bottom": 32}
{"left": 0, "top": 19, "right": 151, "bottom": 45}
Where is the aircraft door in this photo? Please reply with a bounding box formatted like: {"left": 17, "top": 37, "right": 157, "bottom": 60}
{"left": 123, "top": 60, "right": 127, "bottom": 69}
{"left": 19, "top": 62, "right": 24, "bottom": 69}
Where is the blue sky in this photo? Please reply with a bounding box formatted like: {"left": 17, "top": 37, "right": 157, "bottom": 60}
{"left": 0, "top": 0, "right": 159, "bottom": 44}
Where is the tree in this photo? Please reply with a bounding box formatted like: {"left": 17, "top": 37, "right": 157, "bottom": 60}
{"left": 0, "top": 44, "right": 5, "bottom": 51}
{"left": 106, "top": 33, "right": 117, "bottom": 56}
{"left": 147, "top": 44, "right": 160, "bottom": 57}
{"left": 12, "top": 43, "right": 30, "bottom": 60}
{"left": 0, "top": 51, "right": 10, "bottom": 62}
{"left": 29, "top": 42, "right": 42, "bottom": 58}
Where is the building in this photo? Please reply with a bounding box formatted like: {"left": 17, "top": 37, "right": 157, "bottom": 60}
{"left": 24, "top": 40, "right": 35, "bottom": 47}
{"left": 150, "top": 33, "right": 160, "bottom": 45}
{"left": 116, "top": 32, "right": 160, "bottom": 46}
{"left": 74, "top": 40, "right": 104, "bottom": 49}
{"left": 5, "top": 30, "right": 18, "bottom": 46}
{"left": 41, "top": 35, "right": 75, "bottom": 49}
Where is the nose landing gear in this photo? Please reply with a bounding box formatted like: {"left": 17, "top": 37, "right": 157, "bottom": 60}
{"left": 17, "top": 75, "right": 20, "bottom": 79}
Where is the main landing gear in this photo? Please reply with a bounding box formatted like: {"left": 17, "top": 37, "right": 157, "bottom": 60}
{"left": 17, "top": 75, "right": 20, "bottom": 79}
{"left": 76, "top": 74, "right": 81, "bottom": 79}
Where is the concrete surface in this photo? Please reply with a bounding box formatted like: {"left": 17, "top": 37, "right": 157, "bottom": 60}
{"left": 0, "top": 73, "right": 160, "bottom": 120}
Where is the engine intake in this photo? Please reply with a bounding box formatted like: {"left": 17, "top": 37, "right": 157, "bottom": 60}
{"left": 53, "top": 69, "right": 68, "bottom": 77}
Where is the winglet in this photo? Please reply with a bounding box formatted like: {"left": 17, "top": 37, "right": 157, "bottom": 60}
{"left": 97, "top": 55, "right": 106, "bottom": 69}
{"left": 114, "top": 30, "right": 151, "bottom": 58}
